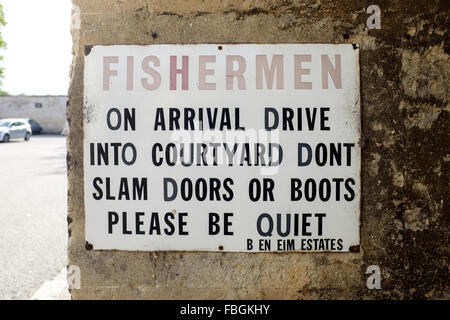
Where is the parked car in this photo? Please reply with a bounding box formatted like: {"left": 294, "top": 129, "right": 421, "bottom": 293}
{"left": 0, "top": 118, "right": 32, "bottom": 142}
{"left": 25, "top": 118, "right": 43, "bottom": 134}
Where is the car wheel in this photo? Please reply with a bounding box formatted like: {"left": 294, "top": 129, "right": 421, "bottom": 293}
{"left": 25, "top": 132, "right": 31, "bottom": 141}
{"left": 3, "top": 134, "right": 9, "bottom": 142}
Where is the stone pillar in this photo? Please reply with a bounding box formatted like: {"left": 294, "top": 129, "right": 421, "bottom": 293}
{"left": 67, "top": 0, "right": 448, "bottom": 299}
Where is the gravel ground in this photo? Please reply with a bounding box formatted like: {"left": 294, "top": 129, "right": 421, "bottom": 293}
{"left": 0, "top": 134, "right": 67, "bottom": 299}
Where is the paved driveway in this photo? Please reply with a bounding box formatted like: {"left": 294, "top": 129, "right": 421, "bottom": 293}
{"left": 0, "top": 135, "right": 67, "bottom": 299}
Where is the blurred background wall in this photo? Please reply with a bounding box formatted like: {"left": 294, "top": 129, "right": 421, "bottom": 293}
{"left": 0, "top": 95, "right": 67, "bottom": 133}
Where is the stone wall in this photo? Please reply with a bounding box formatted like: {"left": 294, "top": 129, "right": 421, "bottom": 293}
{"left": 0, "top": 95, "right": 67, "bottom": 133}
{"left": 67, "top": 0, "right": 449, "bottom": 299}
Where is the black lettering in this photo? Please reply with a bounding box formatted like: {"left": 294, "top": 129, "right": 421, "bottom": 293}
{"left": 265, "top": 107, "right": 278, "bottom": 131}
{"left": 108, "top": 211, "right": 119, "bottom": 234}
{"left": 154, "top": 108, "right": 165, "bottom": 130}
{"left": 298, "top": 143, "right": 312, "bottom": 166}
{"left": 149, "top": 212, "right": 161, "bottom": 235}
{"left": 135, "top": 212, "right": 145, "bottom": 234}
{"left": 257, "top": 214, "right": 273, "bottom": 237}
{"left": 93, "top": 177, "right": 103, "bottom": 200}
{"left": 164, "top": 178, "right": 177, "bottom": 201}
{"left": 122, "top": 211, "right": 132, "bottom": 235}
{"left": 107, "top": 108, "right": 121, "bottom": 130}
{"left": 178, "top": 212, "right": 188, "bottom": 235}
{"left": 209, "top": 212, "right": 220, "bottom": 235}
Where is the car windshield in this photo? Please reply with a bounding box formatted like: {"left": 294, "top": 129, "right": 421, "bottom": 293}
{"left": 0, "top": 121, "right": 11, "bottom": 127}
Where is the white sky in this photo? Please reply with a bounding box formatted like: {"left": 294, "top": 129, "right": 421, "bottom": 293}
{"left": 1, "top": 0, "right": 72, "bottom": 95}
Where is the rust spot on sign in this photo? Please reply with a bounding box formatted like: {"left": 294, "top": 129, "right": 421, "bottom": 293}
{"left": 349, "top": 245, "right": 360, "bottom": 252}
{"left": 85, "top": 241, "right": 93, "bottom": 250}
{"left": 85, "top": 45, "right": 93, "bottom": 56}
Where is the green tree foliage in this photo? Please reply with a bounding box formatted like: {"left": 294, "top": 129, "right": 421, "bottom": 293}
{"left": 0, "top": 3, "right": 6, "bottom": 95}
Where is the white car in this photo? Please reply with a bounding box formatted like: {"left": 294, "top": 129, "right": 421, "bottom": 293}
{"left": 0, "top": 118, "right": 32, "bottom": 142}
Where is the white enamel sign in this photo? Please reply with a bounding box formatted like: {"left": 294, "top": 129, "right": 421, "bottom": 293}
{"left": 83, "top": 44, "right": 360, "bottom": 252}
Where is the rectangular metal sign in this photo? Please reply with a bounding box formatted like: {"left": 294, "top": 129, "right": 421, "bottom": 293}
{"left": 83, "top": 44, "right": 360, "bottom": 252}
